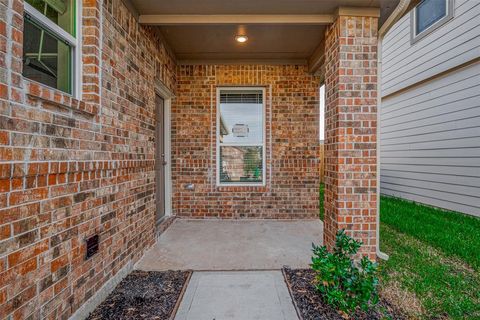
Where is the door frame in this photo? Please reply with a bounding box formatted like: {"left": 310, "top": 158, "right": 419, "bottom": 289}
{"left": 154, "top": 80, "right": 174, "bottom": 219}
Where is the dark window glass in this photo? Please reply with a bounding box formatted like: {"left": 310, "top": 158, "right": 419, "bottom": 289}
{"left": 25, "top": 0, "right": 75, "bottom": 35}
{"left": 22, "top": 19, "right": 72, "bottom": 93}
{"left": 416, "top": 0, "right": 447, "bottom": 35}
{"left": 220, "top": 146, "right": 263, "bottom": 184}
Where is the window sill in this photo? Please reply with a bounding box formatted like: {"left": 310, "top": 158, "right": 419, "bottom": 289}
{"left": 25, "top": 80, "right": 98, "bottom": 116}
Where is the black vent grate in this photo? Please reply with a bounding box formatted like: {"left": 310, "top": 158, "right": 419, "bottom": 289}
{"left": 85, "top": 235, "right": 99, "bottom": 260}
{"left": 220, "top": 92, "right": 262, "bottom": 104}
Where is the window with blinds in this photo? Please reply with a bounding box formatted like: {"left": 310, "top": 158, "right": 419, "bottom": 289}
{"left": 217, "top": 88, "right": 265, "bottom": 185}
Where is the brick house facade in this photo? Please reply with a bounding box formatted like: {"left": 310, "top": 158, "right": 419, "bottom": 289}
{"left": 0, "top": 1, "right": 176, "bottom": 318}
{"left": 173, "top": 65, "right": 321, "bottom": 219}
{"left": 0, "top": 0, "right": 383, "bottom": 318}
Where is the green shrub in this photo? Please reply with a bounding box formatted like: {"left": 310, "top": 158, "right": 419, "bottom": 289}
{"left": 311, "top": 230, "right": 379, "bottom": 315}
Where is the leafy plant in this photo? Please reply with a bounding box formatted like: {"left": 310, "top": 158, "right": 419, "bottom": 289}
{"left": 311, "top": 230, "right": 379, "bottom": 315}
{"left": 243, "top": 147, "right": 262, "bottom": 178}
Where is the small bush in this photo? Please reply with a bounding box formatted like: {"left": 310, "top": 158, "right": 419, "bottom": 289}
{"left": 311, "top": 230, "right": 379, "bottom": 315}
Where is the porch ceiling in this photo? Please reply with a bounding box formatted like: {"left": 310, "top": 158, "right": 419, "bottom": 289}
{"left": 159, "top": 25, "right": 326, "bottom": 64}
{"left": 130, "top": 0, "right": 400, "bottom": 67}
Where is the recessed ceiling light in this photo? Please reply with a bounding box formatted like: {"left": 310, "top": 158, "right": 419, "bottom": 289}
{"left": 235, "top": 35, "right": 248, "bottom": 43}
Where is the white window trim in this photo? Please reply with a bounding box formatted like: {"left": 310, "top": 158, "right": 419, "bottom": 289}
{"left": 216, "top": 87, "right": 267, "bottom": 187}
{"left": 410, "top": 0, "right": 454, "bottom": 44}
{"left": 319, "top": 84, "right": 325, "bottom": 143}
{"left": 24, "top": 1, "right": 82, "bottom": 99}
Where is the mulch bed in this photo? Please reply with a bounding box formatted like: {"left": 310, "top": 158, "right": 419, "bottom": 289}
{"left": 87, "top": 270, "right": 191, "bottom": 320}
{"left": 283, "top": 268, "right": 405, "bottom": 320}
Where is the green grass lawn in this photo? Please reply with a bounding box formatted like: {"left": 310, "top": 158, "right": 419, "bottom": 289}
{"left": 318, "top": 185, "right": 480, "bottom": 319}
{"left": 380, "top": 197, "right": 480, "bottom": 319}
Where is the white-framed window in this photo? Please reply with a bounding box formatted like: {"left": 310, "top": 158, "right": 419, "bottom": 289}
{"left": 216, "top": 87, "right": 266, "bottom": 186}
{"left": 411, "top": 0, "right": 453, "bottom": 43}
{"left": 319, "top": 84, "right": 325, "bottom": 143}
{"left": 23, "top": 0, "right": 81, "bottom": 96}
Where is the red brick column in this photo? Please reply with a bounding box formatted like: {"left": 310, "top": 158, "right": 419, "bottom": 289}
{"left": 323, "top": 14, "right": 379, "bottom": 259}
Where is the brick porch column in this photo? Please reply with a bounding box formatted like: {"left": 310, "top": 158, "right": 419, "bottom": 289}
{"left": 323, "top": 13, "right": 379, "bottom": 259}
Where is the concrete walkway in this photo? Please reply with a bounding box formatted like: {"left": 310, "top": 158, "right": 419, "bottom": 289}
{"left": 136, "top": 219, "right": 323, "bottom": 271}
{"left": 175, "top": 271, "right": 299, "bottom": 320}
{"left": 135, "top": 219, "right": 322, "bottom": 319}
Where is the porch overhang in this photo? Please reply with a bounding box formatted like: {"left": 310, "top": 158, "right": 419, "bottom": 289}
{"left": 123, "top": 0, "right": 414, "bottom": 73}
{"left": 123, "top": 0, "right": 421, "bottom": 260}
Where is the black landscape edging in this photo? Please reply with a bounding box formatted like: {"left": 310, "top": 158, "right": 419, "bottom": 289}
{"left": 282, "top": 267, "right": 305, "bottom": 320}
{"left": 169, "top": 270, "right": 192, "bottom": 320}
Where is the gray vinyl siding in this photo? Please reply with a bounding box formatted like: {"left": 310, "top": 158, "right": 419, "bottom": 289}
{"left": 380, "top": 61, "right": 480, "bottom": 217}
{"left": 380, "top": 0, "right": 480, "bottom": 217}
{"left": 381, "top": 0, "right": 480, "bottom": 96}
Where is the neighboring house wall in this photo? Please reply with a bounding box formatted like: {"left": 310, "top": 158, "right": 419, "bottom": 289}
{"left": 0, "top": 1, "right": 176, "bottom": 319}
{"left": 380, "top": 0, "right": 480, "bottom": 216}
{"left": 173, "top": 65, "right": 321, "bottom": 218}
{"left": 382, "top": 0, "right": 480, "bottom": 96}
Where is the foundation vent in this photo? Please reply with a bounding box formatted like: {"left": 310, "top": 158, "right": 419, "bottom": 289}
{"left": 85, "top": 235, "right": 99, "bottom": 260}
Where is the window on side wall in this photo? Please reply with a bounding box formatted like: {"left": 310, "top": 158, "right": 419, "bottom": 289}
{"left": 411, "top": 0, "right": 453, "bottom": 43}
{"left": 217, "top": 88, "right": 265, "bottom": 186}
{"left": 23, "top": 0, "right": 78, "bottom": 95}
{"left": 319, "top": 85, "right": 325, "bottom": 143}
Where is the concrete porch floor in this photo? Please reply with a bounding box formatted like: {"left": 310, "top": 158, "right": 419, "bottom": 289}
{"left": 135, "top": 219, "right": 323, "bottom": 271}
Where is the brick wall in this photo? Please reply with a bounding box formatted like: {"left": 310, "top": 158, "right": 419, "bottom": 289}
{"left": 323, "top": 15, "right": 379, "bottom": 259}
{"left": 173, "top": 65, "right": 321, "bottom": 219}
{"left": 0, "top": 0, "right": 176, "bottom": 318}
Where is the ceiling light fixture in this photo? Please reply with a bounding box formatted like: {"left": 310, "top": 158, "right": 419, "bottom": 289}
{"left": 235, "top": 35, "right": 248, "bottom": 43}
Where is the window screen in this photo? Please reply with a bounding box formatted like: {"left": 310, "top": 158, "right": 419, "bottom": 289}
{"left": 23, "top": 19, "right": 72, "bottom": 93}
